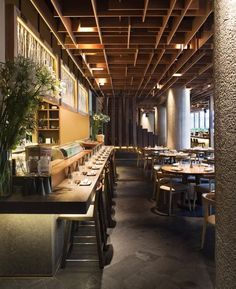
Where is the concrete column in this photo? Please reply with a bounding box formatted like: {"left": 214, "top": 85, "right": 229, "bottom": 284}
{"left": 0, "top": 0, "right": 5, "bottom": 62}
{"left": 215, "top": 1, "right": 236, "bottom": 288}
{"left": 166, "top": 87, "right": 190, "bottom": 150}
{"left": 157, "top": 104, "right": 167, "bottom": 146}
{"left": 209, "top": 93, "right": 214, "bottom": 148}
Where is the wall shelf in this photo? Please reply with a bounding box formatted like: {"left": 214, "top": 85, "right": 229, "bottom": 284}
{"left": 37, "top": 101, "right": 60, "bottom": 144}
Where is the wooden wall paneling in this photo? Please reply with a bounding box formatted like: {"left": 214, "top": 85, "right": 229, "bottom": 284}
{"left": 0, "top": 0, "right": 5, "bottom": 62}
{"left": 143, "top": 128, "right": 148, "bottom": 147}
{"left": 148, "top": 132, "right": 154, "bottom": 147}
{"left": 125, "top": 97, "right": 130, "bottom": 146}
{"left": 5, "top": 4, "right": 19, "bottom": 60}
{"left": 103, "top": 96, "right": 108, "bottom": 144}
{"left": 21, "top": 0, "right": 38, "bottom": 29}
{"left": 137, "top": 125, "right": 143, "bottom": 147}
{"left": 132, "top": 97, "right": 137, "bottom": 147}
{"left": 154, "top": 134, "right": 158, "bottom": 146}
{"left": 111, "top": 96, "right": 116, "bottom": 145}
{"left": 118, "top": 97, "right": 123, "bottom": 146}
{"left": 122, "top": 96, "right": 126, "bottom": 146}
{"left": 39, "top": 14, "right": 51, "bottom": 44}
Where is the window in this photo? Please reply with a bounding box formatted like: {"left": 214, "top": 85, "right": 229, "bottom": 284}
{"left": 191, "top": 109, "right": 210, "bottom": 130}
{"left": 199, "top": 111, "right": 205, "bottom": 129}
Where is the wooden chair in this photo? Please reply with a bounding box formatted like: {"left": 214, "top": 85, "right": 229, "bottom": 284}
{"left": 136, "top": 148, "right": 144, "bottom": 167}
{"left": 156, "top": 172, "right": 191, "bottom": 215}
{"left": 152, "top": 165, "right": 162, "bottom": 200}
{"left": 58, "top": 182, "right": 111, "bottom": 269}
{"left": 143, "top": 152, "right": 153, "bottom": 171}
{"left": 201, "top": 192, "right": 216, "bottom": 249}
{"left": 150, "top": 153, "right": 161, "bottom": 180}
{"left": 193, "top": 173, "right": 215, "bottom": 210}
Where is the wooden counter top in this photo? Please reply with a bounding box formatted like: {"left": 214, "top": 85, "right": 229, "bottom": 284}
{"left": 0, "top": 147, "right": 114, "bottom": 214}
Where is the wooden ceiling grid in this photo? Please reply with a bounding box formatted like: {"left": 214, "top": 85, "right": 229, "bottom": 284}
{"left": 32, "top": 0, "right": 214, "bottom": 107}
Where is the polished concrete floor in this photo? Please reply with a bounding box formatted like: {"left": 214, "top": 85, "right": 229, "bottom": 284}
{"left": 0, "top": 157, "right": 215, "bottom": 289}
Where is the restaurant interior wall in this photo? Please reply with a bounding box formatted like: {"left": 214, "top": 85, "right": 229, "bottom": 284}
{"left": 60, "top": 107, "right": 90, "bottom": 144}
{"left": 0, "top": 0, "right": 5, "bottom": 62}
{"left": 5, "top": 0, "right": 90, "bottom": 143}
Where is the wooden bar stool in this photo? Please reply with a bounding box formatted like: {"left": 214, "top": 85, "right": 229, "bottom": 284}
{"left": 103, "top": 165, "right": 116, "bottom": 228}
{"left": 58, "top": 182, "right": 113, "bottom": 269}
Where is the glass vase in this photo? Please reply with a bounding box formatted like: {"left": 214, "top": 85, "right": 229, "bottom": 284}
{"left": 0, "top": 150, "right": 12, "bottom": 198}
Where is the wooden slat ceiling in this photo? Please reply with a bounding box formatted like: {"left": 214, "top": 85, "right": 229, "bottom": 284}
{"left": 40, "top": 0, "right": 214, "bottom": 106}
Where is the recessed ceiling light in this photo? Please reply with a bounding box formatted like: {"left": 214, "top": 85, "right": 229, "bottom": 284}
{"left": 85, "top": 52, "right": 97, "bottom": 55}
{"left": 173, "top": 73, "right": 182, "bottom": 77}
{"left": 77, "top": 25, "right": 97, "bottom": 32}
{"left": 91, "top": 68, "right": 104, "bottom": 71}
{"left": 97, "top": 78, "right": 107, "bottom": 86}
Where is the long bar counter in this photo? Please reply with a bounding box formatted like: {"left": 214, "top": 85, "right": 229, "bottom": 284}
{"left": 0, "top": 146, "right": 114, "bottom": 277}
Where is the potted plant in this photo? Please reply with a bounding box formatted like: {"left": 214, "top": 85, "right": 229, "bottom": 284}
{"left": 0, "top": 56, "right": 59, "bottom": 198}
{"left": 91, "top": 113, "right": 110, "bottom": 142}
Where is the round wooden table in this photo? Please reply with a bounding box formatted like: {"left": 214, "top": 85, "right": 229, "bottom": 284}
{"left": 161, "top": 163, "right": 215, "bottom": 176}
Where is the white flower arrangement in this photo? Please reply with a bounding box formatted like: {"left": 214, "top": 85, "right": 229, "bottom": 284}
{"left": 93, "top": 113, "right": 110, "bottom": 123}
{"left": 91, "top": 113, "right": 110, "bottom": 139}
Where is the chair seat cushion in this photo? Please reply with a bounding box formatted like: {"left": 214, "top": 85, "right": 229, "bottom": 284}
{"left": 160, "top": 183, "right": 188, "bottom": 192}
{"left": 207, "top": 214, "right": 215, "bottom": 225}
{"left": 195, "top": 183, "right": 215, "bottom": 193}
{"left": 154, "top": 165, "right": 161, "bottom": 171}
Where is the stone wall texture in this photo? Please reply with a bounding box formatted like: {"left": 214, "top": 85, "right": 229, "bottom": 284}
{"left": 215, "top": 0, "right": 236, "bottom": 288}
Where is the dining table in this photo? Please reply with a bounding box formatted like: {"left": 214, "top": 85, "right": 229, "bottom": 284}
{"left": 161, "top": 163, "right": 215, "bottom": 184}
{"left": 142, "top": 146, "right": 169, "bottom": 154}
{"left": 158, "top": 151, "right": 189, "bottom": 164}
{"left": 183, "top": 147, "right": 214, "bottom": 156}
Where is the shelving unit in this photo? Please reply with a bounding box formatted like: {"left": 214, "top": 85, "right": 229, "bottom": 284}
{"left": 37, "top": 101, "right": 60, "bottom": 144}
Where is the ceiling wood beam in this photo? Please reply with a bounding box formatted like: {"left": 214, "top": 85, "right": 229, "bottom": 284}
{"left": 167, "top": 0, "right": 193, "bottom": 45}
{"left": 185, "top": 63, "right": 213, "bottom": 87}
{"left": 127, "top": 18, "right": 131, "bottom": 48}
{"left": 155, "top": 0, "right": 177, "bottom": 49}
{"left": 134, "top": 49, "right": 139, "bottom": 67}
{"left": 184, "top": 1, "right": 213, "bottom": 45}
{"left": 142, "top": 0, "right": 149, "bottom": 22}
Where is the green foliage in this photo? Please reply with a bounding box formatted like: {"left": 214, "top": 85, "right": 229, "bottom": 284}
{"left": 0, "top": 56, "right": 58, "bottom": 150}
